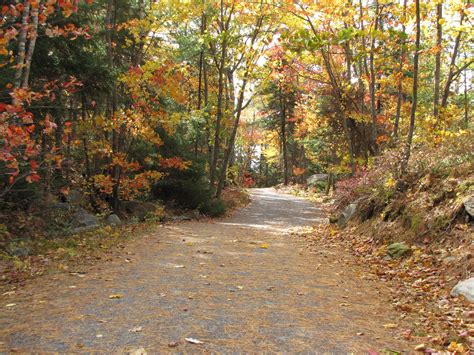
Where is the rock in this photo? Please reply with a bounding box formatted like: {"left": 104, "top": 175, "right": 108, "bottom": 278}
{"left": 387, "top": 242, "right": 410, "bottom": 258}
{"left": 121, "top": 201, "right": 157, "bottom": 221}
{"left": 191, "top": 210, "right": 200, "bottom": 219}
{"left": 71, "top": 210, "right": 99, "bottom": 233}
{"left": 451, "top": 278, "right": 474, "bottom": 302}
{"left": 65, "top": 189, "right": 89, "bottom": 207}
{"left": 6, "top": 244, "right": 31, "bottom": 257}
{"left": 307, "top": 174, "right": 328, "bottom": 186}
{"left": 464, "top": 196, "right": 474, "bottom": 218}
{"left": 170, "top": 215, "right": 192, "bottom": 222}
{"left": 49, "top": 202, "right": 72, "bottom": 211}
{"left": 105, "top": 214, "right": 121, "bottom": 226}
{"left": 337, "top": 203, "right": 358, "bottom": 228}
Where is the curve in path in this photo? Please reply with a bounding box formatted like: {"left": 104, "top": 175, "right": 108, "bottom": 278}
{"left": 0, "top": 188, "right": 408, "bottom": 353}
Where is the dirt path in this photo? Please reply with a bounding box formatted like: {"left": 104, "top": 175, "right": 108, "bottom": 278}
{"left": 1, "top": 188, "right": 410, "bottom": 353}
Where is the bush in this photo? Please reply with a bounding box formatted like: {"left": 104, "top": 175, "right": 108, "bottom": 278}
{"left": 199, "top": 199, "right": 226, "bottom": 217}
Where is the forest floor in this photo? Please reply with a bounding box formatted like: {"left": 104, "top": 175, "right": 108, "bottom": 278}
{"left": 0, "top": 188, "right": 415, "bottom": 353}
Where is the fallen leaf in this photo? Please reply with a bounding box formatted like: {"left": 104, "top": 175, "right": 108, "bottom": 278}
{"left": 185, "top": 337, "right": 204, "bottom": 344}
{"left": 383, "top": 323, "right": 398, "bottom": 329}
{"left": 109, "top": 294, "right": 123, "bottom": 299}
{"left": 414, "top": 344, "right": 425, "bottom": 352}
{"left": 260, "top": 244, "right": 269, "bottom": 249}
{"left": 174, "top": 265, "right": 185, "bottom": 268}
{"left": 5, "top": 303, "right": 16, "bottom": 307}
{"left": 236, "top": 286, "right": 243, "bottom": 290}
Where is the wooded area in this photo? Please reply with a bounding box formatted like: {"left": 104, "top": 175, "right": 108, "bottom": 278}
{"left": 0, "top": 0, "right": 473, "bottom": 352}
{"left": 1, "top": 0, "right": 472, "bottom": 216}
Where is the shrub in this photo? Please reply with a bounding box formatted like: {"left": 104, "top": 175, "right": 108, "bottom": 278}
{"left": 199, "top": 198, "right": 226, "bottom": 217}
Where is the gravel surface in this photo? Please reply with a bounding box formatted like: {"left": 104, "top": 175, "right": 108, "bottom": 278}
{"left": 0, "top": 188, "right": 410, "bottom": 353}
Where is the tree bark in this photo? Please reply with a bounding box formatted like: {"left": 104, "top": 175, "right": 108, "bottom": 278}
{"left": 21, "top": 3, "right": 38, "bottom": 88}
{"left": 394, "top": 0, "right": 407, "bottom": 139}
{"left": 14, "top": 0, "right": 30, "bottom": 90}
{"left": 433, "top": 2, "right": 442, "bottom": 121}
{"left": 368, "top": 0, "right": 379, "bottom": 151}
{"left": 280, "top": 88, "right": 289, "bottom": 185}
{"left": 209, "top": 0, "right": 232, "bottom": 190}
{"left": 400, "top": 0, "right": 420, "bottom": 174}
{"left": 440, "top": 9, "right": 466, "bottom": 108}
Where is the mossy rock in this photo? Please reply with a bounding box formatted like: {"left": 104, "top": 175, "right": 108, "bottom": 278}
{"left": 387, "top": 242, "right": 411, "bottom": 258}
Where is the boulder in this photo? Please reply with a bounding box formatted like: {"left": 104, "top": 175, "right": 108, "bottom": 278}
{"left": 65, "top": 189, "right": 89, "bottom": 207}
{"left": 387, "top": 242, "right": 410, "bottom": 258}
{"left": 6, "top": 244, "right": 31, "bottom": 257}
{"left": 71, "top": 210, "right": 99, "bottom": 233}
{"left": 464, "top": 196, "right": 474, "bottom": 218}
{"left": 170, "top": 215, "right": 192, "bottom": 222}
{"left": 451, "top": 278, "right": 474, "bottom": 302}
{"left": 49, "top": 202, "right": 72, "bottom": 211}
{"left": 105, "top": 214, "right": 121, "bottom": 226}
{"left": 121, "top": 201, "right": 157, "bottom": 221}
{"left": 307, "top": 174, "right": 329, "bottom": 186}
{"left": 337, "top": 203, "right": 358, "bottom": 228}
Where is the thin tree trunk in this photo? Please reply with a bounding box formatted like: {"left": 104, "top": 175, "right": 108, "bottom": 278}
{"left": 14, "top": 0, "right": 30, "bottom": 90}
{"left": 440, "top": 9, "right": 466, "bottom": 108}
{"left": 344, "top": 36, "right": 356, "bottom": 176}
{"left": 215, "top": 11, "right": 264, "bottom": 196}
{"left": 215, "top": 71, "right": 248, "bottom": 197}
{"left": 106, "top": 0, "right": 121, "bottom": 212}
{"left": 280, "top": 88, "right": 289, "bottom": 185}
{"left": 21, "top": 3, "right": 38, "bottom": 88}
{"left": 433, "top": 2, "right": 443, "bottom": 121}
{"left": 401, "top": 0, "right": 420, "bottom": 174}
{"left": 463, "top": 52, "right": 469, "bottom": 127}
{"left": 197, "top": 13, "right": 206, "bottom": 109}
{"left": 209, "top": 0, "right": 230, "bottom": 189}
{"left": 368, "top": 0, "right": 379, "bottom": 151}
{"left": 394, "top": 0, "right": 407, "bottom": 139}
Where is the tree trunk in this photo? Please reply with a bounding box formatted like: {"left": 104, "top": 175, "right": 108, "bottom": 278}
{"left": 106, "top": 0, "right": 121, "bottom": 212}
{"left": 394, "top": 0, "right": 407, "bottom": 139}
{"left": 440, "top": 9, "right": 466, "bottom": 108}
{"left": 21, "top": 3, "right": 39, "bottom": 88}
{"left": 433, "top": 2, "right": 443, "bottom": 121}
{"left": 197, "top": 13, "right": 207, "bottom": 109}
{"left": 280, "top": 88, "right": 289, "bottom": 185}
{"left": 209, "top": 0, "right": 230, "bottom": 189}
{"left": 14, "top": 0, "right": 30, "bottom": 90}
{"left": 368, "top": 0, "right": 379, "bottom": 151}
{"left": 215, "top": 72, "right": 248, "bottom": 197}
{"left": 463, "top": 52, "right": 469, "bottom": 127}
{"left": 400, "top": 0, "right": 420, "bottom": 174}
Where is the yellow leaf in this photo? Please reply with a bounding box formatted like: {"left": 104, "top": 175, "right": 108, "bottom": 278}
{"left": 260, "top": 244, "right": 269, "bottom": 249}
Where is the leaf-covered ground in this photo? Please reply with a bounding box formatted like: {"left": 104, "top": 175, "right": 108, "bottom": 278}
{"left": 1, "top": 188, "right": 414, "bottom": 352}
